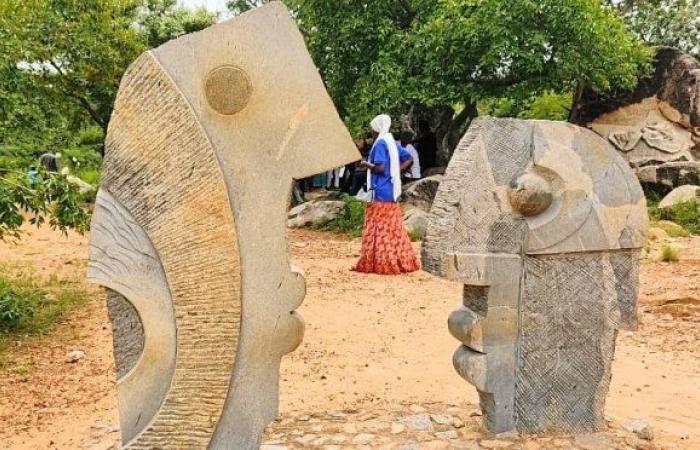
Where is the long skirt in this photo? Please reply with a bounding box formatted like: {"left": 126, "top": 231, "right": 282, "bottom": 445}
{"left": 354, "top": 201, "right": 421, "bottom": 275}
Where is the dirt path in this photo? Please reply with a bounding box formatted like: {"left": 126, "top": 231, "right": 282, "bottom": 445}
{"left": 0, "top": 226, "right": 698, "bottom": 449}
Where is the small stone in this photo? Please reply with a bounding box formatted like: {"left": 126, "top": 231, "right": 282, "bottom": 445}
{"left": 296, "top": 415, "right": 310, "bottom": 422}
{"left": 352, "top": 433, "right": 375, "bottom": 445}
{"left": 402, "top": 414, "right": 434, "bottom": 432}
{"left": 435, "top": 430, "right": 459, "bottom": 440}
{"left": 65, "top": 350, "right": 85, "bottom": 363}
{"left": 400, "top": 440, "right": 421, "bottom": 450}
{"left": 452, "top": 417, "right": 465, "bottom": 428}
{"left": 392, "top": 423, "right": 406, "bottom": 434}
{"left": 410, "top": 404, "right": 427, "bottom": 413}
{"left": 495, "top": 431, "right": 518, "bottom": 440}
{"left": 430, "top": 414, "right": 453, "bottom": 425}
{"left": 574, "top": 433, "right": 611, "bottom": 450}
{"left": 294, "top": 434, "right": 317, "bottom": 445}
{"left": 623, "top": 419, "right": 654, "bottom": 441}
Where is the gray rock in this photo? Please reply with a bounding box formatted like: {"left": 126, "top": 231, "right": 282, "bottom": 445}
{"left": 402, "top": 175, "right": 443, "bottom": 212}
{"left": 400, "top": 440, "right": 422, "bottom": 450}
{"left": 403, "top": 207, "right": 429, "bottom": 239}
{"left": 65, "top": 350, "right": 85, "bottom": 363}
{"left": 402, "top": 414, "right": 434, "bottom": 432}
{"left": 287, "top": 200, "right": 346, "bottom": 228}
{"left": 623, "top": 419, "right": 654, "bottom": 441}
{"left": 423, "top": 118, "right": 647, "bottom": 435}
{"left": 658, "top": 184, "right": 700, "bottom": 209}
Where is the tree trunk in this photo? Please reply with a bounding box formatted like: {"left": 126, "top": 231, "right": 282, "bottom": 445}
{"left": 441, "top": 100, "right": 478, "bottom": 165}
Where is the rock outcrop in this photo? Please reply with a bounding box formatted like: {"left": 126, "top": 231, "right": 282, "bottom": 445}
{"left": 573, "top": 47, "right": 700, "bottom": 193}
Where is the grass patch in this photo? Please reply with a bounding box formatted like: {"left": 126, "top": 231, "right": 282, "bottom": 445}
{"left": 649, "top": 198, "right": 699, "bottom": 236}
{"left": 660, "top": 245, "right": 680, "bottom": 263}
{"left": 408, "top": 228, "right": 423, "bottom": 242}
{"left": 0, "top": 268, "right": 90, "bottom": 351}
{"left": 315, "top": 194, "right": 366, "bottom": 238}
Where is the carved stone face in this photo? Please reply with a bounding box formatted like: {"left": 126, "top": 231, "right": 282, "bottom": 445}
{"left": 91, "top": 4, "right": 359, "bottom": 449}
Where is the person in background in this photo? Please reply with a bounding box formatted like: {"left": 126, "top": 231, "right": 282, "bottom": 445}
{"left": 27, "top": 165, "right": 39, "bottom": 185}
{"left": 415, "top": 120, "right": 437, "bottom": 170}
{"left": 349, "top": 136, "right": 372, "bottom": 195}
{"left": 354, "top": 114, "right": 420, "bottom": 275}
{"left": 39, "top": 151, "right": 58, "bottom": 173}
{"left": 399, "top": 131, "right": 421, "bottom": 181}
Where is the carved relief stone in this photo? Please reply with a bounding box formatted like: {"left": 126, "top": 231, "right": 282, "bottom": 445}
{"left": 88, "top": 4, "right": 358, "bottom": 449}
{"left": 423, "top": 118, "right": 648, "bottom": 434}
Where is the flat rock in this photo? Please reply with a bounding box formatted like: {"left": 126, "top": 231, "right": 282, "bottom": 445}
{"left": 402, "top": 414, "right": 434, "bottom": 432}
{"left": 623, "top": 419, "right": 654, "bottom": 441}
{"left": 65, "top": 350, "right": 85, "bottom": 363}
{"left": 287, "top": 200, "right": 346, "bottom": 228}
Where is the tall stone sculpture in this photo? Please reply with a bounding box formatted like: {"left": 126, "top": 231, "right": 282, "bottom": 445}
{"left": 423, "top": 118, "right": 648, "bottom": 434}
{"left": 87, "top": 4, "right": 358, "bottom": 449}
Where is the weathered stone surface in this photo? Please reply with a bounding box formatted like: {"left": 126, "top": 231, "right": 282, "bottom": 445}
{"left": 287, "top": 200, "right": 345, "bottom": 228}
{"left": 88, "top": 4, "right": 357, "bottom": 449}
{"left": 403, "top": 207, "right": 429, "bottom": 239}
{"left": 423, "top": 118, "right": 647, "bottom": 435}
{"left": 402, "top": 175, "right": 443, "bottom": 212}
{"left": 658, "top": 184, "right": 700, "bottom": 209}
{"left": 574, "top": 47, "right": 700, "bottom": 191}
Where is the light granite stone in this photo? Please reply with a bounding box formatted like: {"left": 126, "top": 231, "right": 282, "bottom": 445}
{"left": 88, "top": 4, "right": 357, "bottom": 449}
{"left": 423, "top": 118, "right": 648, "bottom": 435}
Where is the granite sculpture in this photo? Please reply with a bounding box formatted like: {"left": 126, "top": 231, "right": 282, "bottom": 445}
{"left": 572, "top": 47, "right": 700, "bottom": 192}
{"left": 423, "top": 118, "right": 648, "bottom": 434}
{"left": 87, "top": 4, "right": 358, "bottom": 449}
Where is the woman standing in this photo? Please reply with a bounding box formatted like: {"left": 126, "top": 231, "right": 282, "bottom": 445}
{"left": 354, "top": 114, "right": 421, "bottom": 275}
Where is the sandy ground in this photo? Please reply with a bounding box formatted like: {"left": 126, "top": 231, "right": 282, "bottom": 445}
{"left": 0, "top": 225, "right": 698, "bottom": 449}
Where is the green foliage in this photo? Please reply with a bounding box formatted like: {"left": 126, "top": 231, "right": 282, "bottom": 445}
{"left": 408, "top": 228, "right": 423, "bottom": 242}
{"left": 227, "top": 0, "right": 268, "bottom": 15}
{"left": 140, "top": 0, "right": 218, "bottom": 47}
{"left": 0, "top": 168, "right": 91, "bottom": 240}
{"left": 288, "top": 0, "right": 652, "bottom": 134}
{"left": 649, "top": 200, "right": 700, "bottom": 235}
{"left": 605, "top": 0, "right": 700, "bottom": 59}
{"left": 660, "top": 244, "right": 680, "bottom": 263}
{"left": 0, "top": 268, "right": 89, "bottom": 349}
{"left": 479, "top": 91, "right": 572, "bottom": 121}
{"left": 316, "top": 194, "right": 366, "bottom": 238}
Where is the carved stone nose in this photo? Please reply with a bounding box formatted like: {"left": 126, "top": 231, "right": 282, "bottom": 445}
{"left": 507, "top": 172, "right": 553, "bottom": 217}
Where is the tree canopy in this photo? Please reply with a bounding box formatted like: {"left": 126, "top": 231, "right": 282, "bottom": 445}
{"left": 285, "top": 0, "right": 653, "bottom": 136}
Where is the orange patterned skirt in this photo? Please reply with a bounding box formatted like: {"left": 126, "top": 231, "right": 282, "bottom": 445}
{"left": 354, "top": 201, "right": 421, "bottom": 275}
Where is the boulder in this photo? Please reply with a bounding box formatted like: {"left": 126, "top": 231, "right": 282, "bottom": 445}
{"left": 658, "top": 185, "right": 700, "bottom": 209}
{"left": 573, "top": 47, "right": 700, "bottom": 191}
{"left": 422, "top": 167, "right": 447, "bottom": 178}
{"left": 402, "top": 175, "right": 443, "bottom": 212}
{"left": 403, "top": 207, "right": 429, "bottom": 239}
{"left": 287, "top": 200, "right": 346, "bottom": 228}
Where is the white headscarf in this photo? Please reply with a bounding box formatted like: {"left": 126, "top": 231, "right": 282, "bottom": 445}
{"left": 370, "top": 114, "right": 402, "bottom": 202}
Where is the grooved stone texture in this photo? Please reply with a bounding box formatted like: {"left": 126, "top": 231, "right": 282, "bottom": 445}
{"left": 87, "top": 4, "right": 358, "bottom": 449}
{"left": 423, "top": 118, "right": 648, "bottom": 435}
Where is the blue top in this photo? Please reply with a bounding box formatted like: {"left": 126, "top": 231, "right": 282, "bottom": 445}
{"left": 369, "top": 138, "right": 412, "bottom": 202}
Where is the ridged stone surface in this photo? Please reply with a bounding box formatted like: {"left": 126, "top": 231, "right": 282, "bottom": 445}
{"left": 100, "top": 51, "right": 242, "bottom": 448}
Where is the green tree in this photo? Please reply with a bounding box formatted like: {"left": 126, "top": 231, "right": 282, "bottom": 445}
{"left": 227, "top": 0, "right": 269, "bottom": 15}
{"left": 605, "top": 0, "right": 700, "bottom": 58}
{"left": 285, "top": 0, "right": 652, "bottom": 160}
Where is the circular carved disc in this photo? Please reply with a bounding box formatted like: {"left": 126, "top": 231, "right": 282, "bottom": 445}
{"left": 205, "top": 66, "right": 252, "bottom": 115}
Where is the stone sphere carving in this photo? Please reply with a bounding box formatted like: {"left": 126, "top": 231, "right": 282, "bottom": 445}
{"left": 205, "top": 65, "right": 252, "bottom": 115}
{"left": 507, "top": 173, "right": 553, "bottom": 217}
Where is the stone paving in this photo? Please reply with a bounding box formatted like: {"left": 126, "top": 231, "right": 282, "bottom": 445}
{"left": 262, "top": 402, "right": 657, "bottom": 450}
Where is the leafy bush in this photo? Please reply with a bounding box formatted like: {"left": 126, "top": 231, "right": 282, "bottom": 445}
{"left": 649, "top": 199, "right": 699, "bottom": 236}
{"left": 62, "top": 146, "right": 103, "bottom": 173}
{"left": 408, "top": 228, "right": 423, "bottom": 242}
{"left": 0, "top": 270, "right": 88, "bottom": 342}
{"left": 316, "top": 194, "right": 366, "bottom": 238}
{"left": 660, "top": 245, "right": 680, "bottom": 263}
{"left": 0, "top": 167, "right": 91, "bottom": 240}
